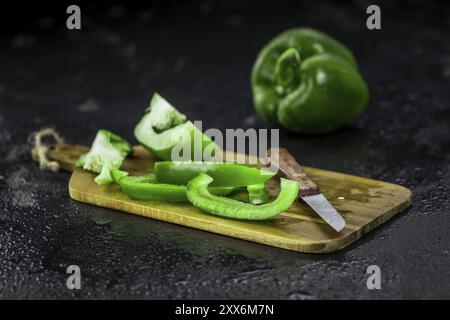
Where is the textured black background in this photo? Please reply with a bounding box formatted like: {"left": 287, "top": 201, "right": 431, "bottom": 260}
{"left": 0, "top": 0, "right": 449, "bottom": 299}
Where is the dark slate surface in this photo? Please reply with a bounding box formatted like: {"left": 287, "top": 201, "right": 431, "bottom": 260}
{"left": 0, "top": 1, "right": 449, "bottom": 299}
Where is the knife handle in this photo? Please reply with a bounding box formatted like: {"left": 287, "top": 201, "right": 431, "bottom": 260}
{"left": 267, "top": 148, "right": 321, "bottom": 197}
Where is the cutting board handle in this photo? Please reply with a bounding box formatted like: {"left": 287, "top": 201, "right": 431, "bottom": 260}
{"left": 32, "top": 144, "right": 88, "bottom": 173}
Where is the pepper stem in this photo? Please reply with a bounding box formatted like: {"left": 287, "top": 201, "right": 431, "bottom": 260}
{"left": 274, "top": 48, "right": 301, "bottom": 93}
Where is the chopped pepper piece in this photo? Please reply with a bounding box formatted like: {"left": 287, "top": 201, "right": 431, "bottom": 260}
{"left": 186, "top": 173, "right": 300, "bottom": 220}
{"left": 111, "top": 169, "right": 237, "bottom": 202}
{"left": 155, "top": 161, "right": 275, "bottom": 187}
{"left": 247, "top": 183, "right": 269, "bottom": 204}
{"left": 76, "top": 129, "right": 132, "bottom": 185}
{"left": 134, "top": 93, "right": 219, "bottom": 160}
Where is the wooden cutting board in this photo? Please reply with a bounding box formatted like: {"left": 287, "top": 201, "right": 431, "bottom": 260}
{"left": 41, "top": 144, "right": 411, "bottom": 253}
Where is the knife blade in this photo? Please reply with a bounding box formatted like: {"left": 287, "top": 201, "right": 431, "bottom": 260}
{"left": 267, "top": 148, "right": 346, "bottom": 232}
{"left": 301, "top": 194, "right": 346, "bottom": 232}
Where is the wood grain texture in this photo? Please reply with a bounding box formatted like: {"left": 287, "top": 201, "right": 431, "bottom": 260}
{"left": 39, "top": 144, "right": 412, "bottom": 253}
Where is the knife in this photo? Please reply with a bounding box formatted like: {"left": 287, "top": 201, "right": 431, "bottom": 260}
{"left": 267, "top": 148, "right": 346, "bottom": 232}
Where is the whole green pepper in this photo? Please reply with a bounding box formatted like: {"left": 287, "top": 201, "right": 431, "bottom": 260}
{"left": 186, "top": 173, "right": 300, "bottom": 220}
{"left": 154, "top": 161, "right": 275, "bottom": 187}
{"left": 76, "top": 129, "right": 132, "bottom": 185}
{"left": 134, "top": 93, "right": 219, "bottom": 160}
{"left": 111, "top": 169, "right": 237, "bottom": 202}
{"left": 251, "top": 28, "right": 369, "bottom": 134}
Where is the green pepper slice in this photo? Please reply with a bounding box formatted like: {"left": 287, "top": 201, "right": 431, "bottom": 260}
{"left": 134, "top": 93, "right": 219, "bottom": 160}
{"left": 186, "top": 173, "right": 300, "bottom": 220}
{"left": 155, "top": 161, "right": 275, "bottom": 187}
{"left": 76, "top": 129, "right": 132, "bottom": 185}
{"left": 247, "top": 183, "right": 269, "bottom": 205}
{"left": 111, "top": 169, "right": 237, "bottom": 202}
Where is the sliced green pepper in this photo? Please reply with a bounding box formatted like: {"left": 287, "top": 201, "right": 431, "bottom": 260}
{"left": 247, "top": 183, "right": 269, "bottom": 204}
{"left": 134, "top": 93, "right": 219, "bottom": 160}
{"left": 111, "top": 169, "right": 237, "bottom": 202}
{"left": 252, "top": 28, "right": 369, "bottom": 134}
{"left": 186, "top": 173, "right": 300, "bottom": 220}
{"left": 76, "top": 129, "right": 132, "bottom": 185}
{"left": 155, "top": 161, "right": 275, "bottom": 187}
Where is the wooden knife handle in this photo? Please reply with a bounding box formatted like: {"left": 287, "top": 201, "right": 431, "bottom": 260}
{"left": 268, "top": 148, "right": 321, "bottom": 197}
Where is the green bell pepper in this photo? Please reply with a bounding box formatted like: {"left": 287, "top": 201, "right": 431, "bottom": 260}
{"left": 186, "top": 173, "right": 300, "bottom": 220}
{"left": 111, "top": 169, "right": 237, "bottom": 202}
{"left": 251, "top": 28, "right": 369, "bottom": 134}
{"left": 134, "top": 93, "right": 219, "bottom": 160}
{"left": 154, "top": 161, "right": 275, "bottom": 187}
{"left": 247, "top": 183, "right": 269, "bottom": 204}
{"left": 76, "top": 129, "right": 132, "bottom": 185}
